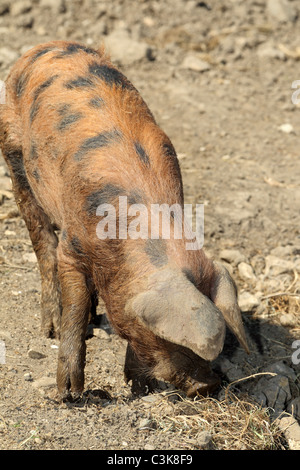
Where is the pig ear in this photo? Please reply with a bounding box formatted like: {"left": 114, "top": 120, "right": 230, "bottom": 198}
{"left": 126, "top": 269, "right": 226, "bottom": 361}
{"left": 210, "top": 261, "right": 249, "bottom": 354}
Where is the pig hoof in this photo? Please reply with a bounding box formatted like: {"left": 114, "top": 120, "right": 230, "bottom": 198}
{"left": 59, "top": 390, "right": 83, "bottom": 403}
{"left": 130, "top": 376, "right": 158, "bottom": 396}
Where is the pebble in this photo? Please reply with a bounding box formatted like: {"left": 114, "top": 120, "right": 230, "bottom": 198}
{"left": 0, "top": 47, "right": 18, "bottom": 66}
{"left": 144, "top": 443, "right": 155, "bottom": 450}
{"left": 138, "top": 418, "right": 155, "bottom": 430}
{"left": 264, "top": 255, "right": 295, "bottom": 276}
{"left": 39, "top": 0, "right": 66, "bottom": 13}
{"left": 22, "top": 252, "right": 37, "bottom": 263}
{"left": 24, "top": 372, "right": 32, "bottom": 381}
{"left": 238, "top": 291, "right": 260, "bottom": 311}
{"left": 216, "top": 357, "right": 244, "bottom": 382}
{"left": 270, "top": 245, "right": 299, "bottom": 257}
{"left": 0, "top": 2, "right": 9, "bottom": 15}
{"left": 238, "top": 262, "right": 256, "bottom": 282}
{"left": 219, "top": 249, "right": 246, "bottom": 266}
{"left": 257, "top": 44, "right": 286, "bottom": 60}
{"left": 32, "top": 376, "right": 56, "bottom": 389}
{"left": 278, "top": 123, "right": 295, "bottom": 134}
{"left": 28, "top": 349, "right": 46, "bottom": 360}
{"left": 92, "top": 328, "right": 111, "bottom": 341}
{"left": 267, "top": 0, "right": 297, "bottom": 23}
{"left": 197, "top": 431, "right": 212, "bottom": 450}
{"left": 280, "top": 313, "right": 297, "bottom": 327}
{"left": 278, "top": 416, "right": 300, "bottom": 450}
{"left": 264, "top": 361, "right": 297, "bottom": 381}
{"left": 104, "top": 29, "right": 151, "bottom": 66}
{"left": 10, "top": 0, "right": 32, "bottom": 16}
{"left": 181, "top": 54, "right": 211, "bottom": 72}
{"left": 251, "top": 375, "right": 291, "bottom": 412}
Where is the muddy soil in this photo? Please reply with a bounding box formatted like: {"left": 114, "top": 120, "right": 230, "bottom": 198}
{"left": 0, "top": 0, "right": 299, "bottom": 451}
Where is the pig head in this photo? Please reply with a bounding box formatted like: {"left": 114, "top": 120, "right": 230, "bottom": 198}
{"left": 124, "top": 262, "right": 249, "bottom": 397}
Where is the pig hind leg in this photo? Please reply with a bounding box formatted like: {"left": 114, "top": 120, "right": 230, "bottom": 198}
{"left": 3, "top": 149, "right": 61, "bottom": 338}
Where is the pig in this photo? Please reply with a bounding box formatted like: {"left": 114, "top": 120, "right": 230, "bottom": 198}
{"left": 0, "top": 41, "right": 249, "bottom": 400}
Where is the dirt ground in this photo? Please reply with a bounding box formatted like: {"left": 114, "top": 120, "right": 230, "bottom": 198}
{"left": 0, "top": 0, "right": 299, "bottom": 451}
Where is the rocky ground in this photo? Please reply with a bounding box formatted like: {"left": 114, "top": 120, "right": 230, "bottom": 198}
{"left": 0, "top": 0, "right": 299, "bottom": 451}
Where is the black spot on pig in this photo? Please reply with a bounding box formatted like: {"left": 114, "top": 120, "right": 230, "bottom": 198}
{"left": 70, "top": 236, "right": 85, "bottom": 255}
{"left": 57, "top": 112, "right": 83, "bottom": 131}
{"left": 74, "top": 129, "right": 122, "bottom": 161}
{"left": 134, "top": 142, "right": 150, "bottom": 166}
{"left": 88, "top": 62, "right": 133, "bottom": 90}
{"left": 89, "top": 96, "right": 104, "bottom": 108}
{"left": 30, "top": 75, "right": 59, "bottom": 122}
{"left": 56, "top": 43, "right": 98, "bottom": 58}
{"left": 32, "top": 168, "right": 40, "bottom": 182}
{"left": 5, "top": 150, "right": 31, "bottom": 191}
{"left": 16, "top": 73, "right": 29, "bottom": 97}
{"left": 85, "top": 184, "right": 126, "bottom": 216}
{"left": 64, "top": 76, "right": 94, "bottom": 89}
{"left": 31, "top": 47, "right": 56, "bottom": 63}
{"left": 145, "top": 239, "right": 168, "bottom": 267}
{"left": 29, "top": 141, "right": 38, "bottom": 160}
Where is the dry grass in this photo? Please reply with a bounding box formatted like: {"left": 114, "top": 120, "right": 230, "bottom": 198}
{"left": 148, "top": 390, "right": 286, "bottom": 450}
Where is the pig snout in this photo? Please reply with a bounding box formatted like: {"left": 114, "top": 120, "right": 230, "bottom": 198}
{"left": 160, "top": 346, "right": 221, "bottom": 398}
{"left": 182, "top": 368, "right": 221, "bottom": 398}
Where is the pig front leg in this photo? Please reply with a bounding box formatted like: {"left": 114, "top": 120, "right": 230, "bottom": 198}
{"left": 56, "top": 249, "right": 91, "bottom": 399}
{"left": 124, "top": 343, "right": 158, "bottom": 396}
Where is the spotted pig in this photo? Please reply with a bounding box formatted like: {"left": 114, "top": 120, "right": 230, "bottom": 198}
{"left": 0, "top": 41, "right": 249, "bottom": 399}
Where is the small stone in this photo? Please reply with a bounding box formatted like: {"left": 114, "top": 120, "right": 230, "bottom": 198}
{"left": 265, "top": 255, "right": 294, "bottom": 276}
{"left": 280, "top": 313, "right": 297, "bottom": 327}
{"left": 0, "top": 47, "right": 18, "bottom": 66}
{"left": 40, "top": 0, "right": 66, "bottom": 13}
{"left": 24, "top": 372, "right": 32, "bottom": 381}
{"left": 93, "top": 328, "right": 111, "bottom": 341}
{"left": 216, "top": 357, "right": 244, "bottom": 382}
{"left": 219, "top": 249, "right": 246, "bottom": 266}
{"left": 238, "top": 291, "right": 260, "bottom": 311}
{"left": 278, "top": 123, "right": 294, "bottom": 134}
{"left": 278, "top": 416, "right": 300, "bottom": 450}
{"left": 144, "top": 443, "right": 155, "bottom": 450}
{"left": 32, "top": 376, "right": 56, "bottom": 389}
{"left": 197, "top": 431, "right": 212, "bottom": 449}
{"left": 104, "top": 29, "right": 150, "bottom": 65}
{"left": 267, "top": 0, "right": 297, "bottom": 23}
{"left": 11, "top": 290, "right": 22, "bottom": 296}
{"left": 264, "top": 361, "right": 297, "bottom": 381}
{"left": 10, "top": 0, "right": 32, "bottom": 16}
{"left": 23, "top": 252, "right": 37, "bottom": 263}
{"left": 0, "top": 2, "right": 9, "bottom": 15}
{"left": 181, "top": 54, "right": 211, "bottom": 72}
{"left": 257, "top": 44, "right": 286, "bottom": 60}
{"left": 238, "top": 262, "right": 256, "bottom": 282}
{"left": 251, "top": 375, "right": 291, "bottom": 412}
{"left": 141, "top": 395, "right": 160, "bottom": 404}
{"left": 4, "top": 229, "right": 16, "bottom": 237}
{"left": 138, "top": 418, "right": 155, "bottom": 430}
{"left": 28, "top": 349, "right": 46, "bottom": 360}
